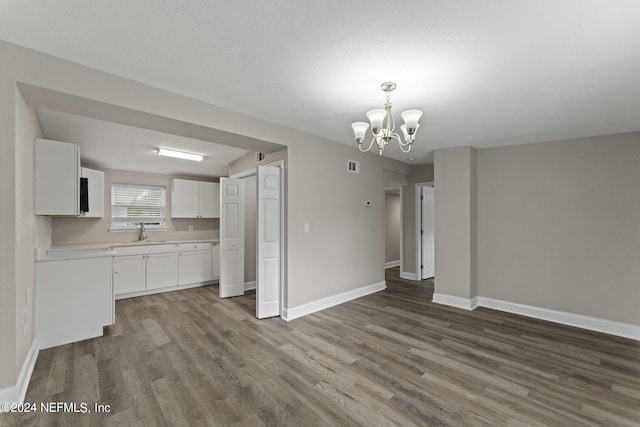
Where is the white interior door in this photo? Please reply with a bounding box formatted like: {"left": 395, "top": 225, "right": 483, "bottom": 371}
{"left": 421, "top": 186, "right": 435, "bottom": 279}
{"left": 219, "top": 177, "right": 245, "bottom": 298}
{"left": 256, "top": 166, "right": 281, "bottom": 318}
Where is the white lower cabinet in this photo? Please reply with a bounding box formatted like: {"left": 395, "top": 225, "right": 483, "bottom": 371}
{"left": 113, "top": 255, "right": 146, "bottom": 295}
{"left": 113, "top": 244, "right": 178, "bottom": 297}
{"left": 113, "top": 241, "right": 217, "bottom": 298}
{"left": 36, "top": 255, "right": 114, "bottom": 349}
{"left": 146, "top": 252, "right": 178, "bottom": 290}
{"left": 178, "top": 243, "right": 212, "bottom": 286}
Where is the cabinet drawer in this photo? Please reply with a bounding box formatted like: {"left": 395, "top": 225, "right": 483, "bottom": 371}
{"left": 178, "top": 242, "right": 211, "bottom": 252}
{"left": 113, "top": 244, "right": 176, "bottom": 256}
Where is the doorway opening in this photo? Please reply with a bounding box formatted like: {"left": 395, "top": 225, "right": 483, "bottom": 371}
{"left": 220, "top": 161, "right": 284, "bottom": 319}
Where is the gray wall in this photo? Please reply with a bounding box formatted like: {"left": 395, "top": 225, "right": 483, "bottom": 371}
{"left": 385, "top": 192, "right": 400, "bottom": 264}
{"left": 434, "top": 147, "right": 477, "bottom": 299}
{"left": 244, "top": 174, "right": 257, "bottom": 284}
{"left": 476, "top": 132, "right": 640, "bottom": 324}
{"left": 13, "top": 87, "right": 51, "bottom": 384}
{"left": 52, "top": 168, "right": 219, "bottom": 245}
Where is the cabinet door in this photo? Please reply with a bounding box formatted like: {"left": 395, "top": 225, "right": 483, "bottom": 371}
{"left": 178, "top": 250, "right": 212, "bottom": 285}
{"left": 113, "top": 255, "right": 146, "bottom": 295}
{"left": 35, "top": 138, "right": 80, "bottom": 216}
{"left": 146, "top": 252, "right": 178, "bottom": 290}
{"left": 80, "top": 167, "right": 105, "bottom": 218}
{"left": 171, "top": 179, "right": 199, "bottom": 218}
{"left": 199, "top": 182, "right": 220, "bottom": 218}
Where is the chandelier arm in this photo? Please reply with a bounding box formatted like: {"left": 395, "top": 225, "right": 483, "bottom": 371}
{"left": 397, "top": 136, "right": 413, "bottom": 147}
{"left": 399, "top": 142, "right": 413, "bottom": 153}
{"left": 358, "top": 137, "right": 377, "bottom": 153}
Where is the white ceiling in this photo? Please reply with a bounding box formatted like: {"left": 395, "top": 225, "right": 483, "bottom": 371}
{"left": 2, "top": 1, "right": 640, "bottom": 165}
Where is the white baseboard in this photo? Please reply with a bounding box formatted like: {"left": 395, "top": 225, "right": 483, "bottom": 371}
{"left": 432, "top": 293, "right": 640, "bottom": 340}
{"left": 400, "top": 271, "right": 418, "bottom": 281}
{"left": 244, "top": 281, "right": 256, "bottom": 291}
{"left": 115, "top": 280, "right": 217, "bottom": 300}
{"left": 478, "top": 297, "right": 640, "bottom": 341}
{"left": 0, "top": 339, "right": 39, "bottom": 409}
{"left": 283, "top": 281, "right": 386, "bottom": 321}
{"left": 385, "top": 260, "right": 400, "bottom": 269}
{"left": 432, "top": 293, "right": 479, "bottom": 310}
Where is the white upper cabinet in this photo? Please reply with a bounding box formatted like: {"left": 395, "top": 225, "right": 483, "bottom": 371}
{"left": 171, "top": 178, "right": 220, "bottom": 218}
{"left": 198, "top": 181, "right": 220, "bottom": 218}
{"left": 35, "top": 138, "right": 81, "bottom": 216}
{"left": 80, "top": 167, "right": 105, "bottom": 218}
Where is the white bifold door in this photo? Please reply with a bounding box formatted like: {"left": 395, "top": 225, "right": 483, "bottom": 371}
{"left": 256, "top": 166, "right": 281, "bottom": 318}
{"left": 219, "top": 177, "right": 245, "bottom": 298}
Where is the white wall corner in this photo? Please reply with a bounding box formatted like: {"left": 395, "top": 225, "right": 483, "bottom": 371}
{"left": 477, "top": 297, "right": 640, "bottom": 341}
{"left": 244, "top": 281, "right": 256, "bottom": 291}
{"left": 400, "top": 271, "right": 418, "bottom": 281}
{"left": 0, "top": 340, "right": 39, "bottom": 409}
{"left": 283, "top": 281, "right": 386, "bottom": 321}
{"left": 432, "top": 293, "right": 479, "bottom": 310}
{"left": 385, "top": 260, "right": 400, "bottom": 269}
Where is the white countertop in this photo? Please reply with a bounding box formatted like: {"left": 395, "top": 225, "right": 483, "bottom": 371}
{"left": 37, "top": 239, "right": 219, "bottom": 261}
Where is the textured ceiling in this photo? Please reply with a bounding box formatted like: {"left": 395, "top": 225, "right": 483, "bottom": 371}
{"left": 2, "top": 0, "right": 640, "bottom": 164}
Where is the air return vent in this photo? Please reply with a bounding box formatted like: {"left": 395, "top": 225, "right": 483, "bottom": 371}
{"left": 256, "top": 152, "right": 266, "bottom": 163}
{"left": 347, "top": 160, "right": 360, "bottom": 174}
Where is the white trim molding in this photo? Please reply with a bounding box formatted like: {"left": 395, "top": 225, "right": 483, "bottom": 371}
{"left": 244, "top": 281, "right": 256, "bottom": 291}
{"left": 432, "top": 293, "right": 640, "bottom": 340}
{"left": 385, "top": 260, "right": 400, "bottom": 269}
{"left": 400, "top": 271, "right": 418, "bottom": 281}
{"left": 478, "top": 297, "right": 640, "bottom": 341}
{"left": 432, "top": 293, "right": 479, "bottom": 310}
{"left": 0, "top": 340, "right": 39, "bottom": 408}
{"left": 283, "top": 281, "right": 386, "bottom": 321}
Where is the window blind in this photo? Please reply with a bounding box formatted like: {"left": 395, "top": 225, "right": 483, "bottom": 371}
{"left": 111, "top": 183, "right": 166, "bottom": 227}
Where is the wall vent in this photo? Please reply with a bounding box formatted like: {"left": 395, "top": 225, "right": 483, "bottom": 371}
{"left": 347, "top": 160, "right": 360, "bottom": 174}
{"left": 256, "top": 152, "right": 266, "bottom": 163}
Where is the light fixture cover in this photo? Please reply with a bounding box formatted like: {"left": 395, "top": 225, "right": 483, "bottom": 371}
{"left": 157, "top": 148, "right": 203, "bottom": 162}
{"left": 401, "top": 110, "right": 423, "bottom": 130}
{"left": 351, "top": 122, "right": 369, "bottom": 140}
{"left": 366, "top": 109, "right": 387, "bottom": 130}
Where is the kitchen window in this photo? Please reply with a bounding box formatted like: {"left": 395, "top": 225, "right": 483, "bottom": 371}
{"left": 111, "top": 183, "right": 166, "bottom": 230}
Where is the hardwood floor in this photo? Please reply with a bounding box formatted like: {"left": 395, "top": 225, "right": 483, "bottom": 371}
{"left": 3, "top": 268, "right": 639, "bottom": 426}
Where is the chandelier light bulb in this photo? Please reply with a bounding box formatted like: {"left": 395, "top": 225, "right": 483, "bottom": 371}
{"left": 400, "top": 124, "right": 410, "bottom": 141}
{"left": 401, "top": 123, "right": 420, "bottom": 142}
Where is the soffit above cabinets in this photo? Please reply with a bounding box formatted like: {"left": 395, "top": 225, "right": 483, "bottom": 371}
{"left": 36, "top": 108, "right": 251, "bottom": 179}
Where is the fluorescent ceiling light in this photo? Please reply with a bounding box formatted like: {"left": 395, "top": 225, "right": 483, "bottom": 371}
{"left": 157, "top": 148, "right": 203, "bottom": 162}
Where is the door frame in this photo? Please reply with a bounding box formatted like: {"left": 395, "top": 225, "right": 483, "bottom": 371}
{"left": 384, "top": 186, "right": 403, "bottom": 270}
{"left": 230, "top": 160, "right": 285, "bottom": 317}
{"left": 416, "top": 181, "right": 434, "bottom": 280}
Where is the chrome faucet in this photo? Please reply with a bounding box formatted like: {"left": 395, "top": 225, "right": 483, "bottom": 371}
{"left": 137, "top": 222, "right": 148, "bottom": 241}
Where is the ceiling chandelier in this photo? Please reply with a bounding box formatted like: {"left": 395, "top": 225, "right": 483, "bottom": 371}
{"left": 351, "top": 82, "right": 422, "bottom": 156}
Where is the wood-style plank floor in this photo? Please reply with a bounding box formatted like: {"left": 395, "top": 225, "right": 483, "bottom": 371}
{"left": 3, "top": 268, "right": 640, "bottom": 426}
